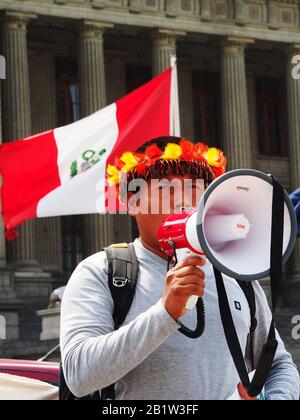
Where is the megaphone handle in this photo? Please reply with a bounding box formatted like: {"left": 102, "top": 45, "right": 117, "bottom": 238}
{"left": 185, "top": 295, "right": 198, "bottom": 310}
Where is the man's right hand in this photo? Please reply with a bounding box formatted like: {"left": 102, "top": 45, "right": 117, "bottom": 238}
{"left": 162, "top": 255, "right": 206, "bottom": 320}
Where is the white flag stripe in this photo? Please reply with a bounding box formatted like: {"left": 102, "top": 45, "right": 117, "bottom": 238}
{"left": 36, "top": 157, "right": 107, "bottom": 217}
{"left": 54, "top": 103, "right": 118, "bottom": 185}
{"left": 37, "top": 103, "right": 119, "bottom": 218}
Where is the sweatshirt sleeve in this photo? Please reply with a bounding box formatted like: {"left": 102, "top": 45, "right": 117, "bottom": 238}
{"left": 60, "top": 252, "right": 179, "bottom": 398}
{"left": 248, "top": 282, "right": 300, "bottom": 400}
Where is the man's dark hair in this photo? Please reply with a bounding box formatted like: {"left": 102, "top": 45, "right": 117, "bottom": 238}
{"left": 135, "top": 136, "right": 183, "bottom": 153}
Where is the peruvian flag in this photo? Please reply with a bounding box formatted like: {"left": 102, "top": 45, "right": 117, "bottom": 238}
{"left": 0, "top": 62, "right": 180, "bottom": 239}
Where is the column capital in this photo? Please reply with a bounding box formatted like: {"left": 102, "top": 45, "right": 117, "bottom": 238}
{"left": 285, "top": 43, "right": 300, "bottom": 58}
{"left": 152, "top": 28, "right": 184, "bottom": 75}
{"left": 4, "top": 11, "right": 36, "bottom": 31}
{"left": 221, "top": 37, "right": 255, "bottom": 55}
{"left": 80, "top": 20, "right": 113, "bottom": 40}
{"left": 152, "top": 29, "right": 186, "bottom": 47}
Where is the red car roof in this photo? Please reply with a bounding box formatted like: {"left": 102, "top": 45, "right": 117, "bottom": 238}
{"left": 0, "top": 359, "right": 60, "bottom": 386}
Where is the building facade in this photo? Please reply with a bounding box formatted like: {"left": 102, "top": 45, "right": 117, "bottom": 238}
{"left": 0, "top": 0, "right": 300, "bottom": 361}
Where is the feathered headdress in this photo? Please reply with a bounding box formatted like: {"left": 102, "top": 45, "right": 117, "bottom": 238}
{"left": 107, "top": 139, "right": 227, "bottom": 190}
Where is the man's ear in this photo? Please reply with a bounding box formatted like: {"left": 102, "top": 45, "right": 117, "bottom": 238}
{"left": 126, "top": 192, "right": 137, "bottom": 216}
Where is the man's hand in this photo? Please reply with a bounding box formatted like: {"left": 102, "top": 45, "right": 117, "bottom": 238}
{"left": 162, "top": 255, "right": 206, "bottom": 320}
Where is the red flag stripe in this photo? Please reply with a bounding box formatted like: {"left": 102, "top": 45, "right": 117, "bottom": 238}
{"left": 0, "top": 130, "right": 60, "bottom": 235}
{"left": 105, "top": 68, "right": 172, "bottom": 212}
{"left": 109, "top": 68, "right": 172, "bottom": 164}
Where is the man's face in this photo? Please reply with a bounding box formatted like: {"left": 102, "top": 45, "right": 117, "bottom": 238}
{"left": 129, "top": 175, "right": 205, "bottom": 246}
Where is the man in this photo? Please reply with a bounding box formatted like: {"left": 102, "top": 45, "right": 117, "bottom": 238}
{"left": 60, "top": 136, "right": 300, "bottom": 400}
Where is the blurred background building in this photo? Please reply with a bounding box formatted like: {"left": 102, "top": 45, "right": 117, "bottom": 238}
{"left": 0, "top": 0, "right": 299, "bottom": 367}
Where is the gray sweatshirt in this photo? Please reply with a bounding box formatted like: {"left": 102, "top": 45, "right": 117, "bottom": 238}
{"left": 60, "top": 238, "right": 300, "bottom": 400}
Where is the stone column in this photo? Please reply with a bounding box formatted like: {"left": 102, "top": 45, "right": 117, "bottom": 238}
{"left": 79, "top": 21, "right": 111, "bottom": 116}
{"left": 152, "top": 29, "right": 183, "bottom": 76}
{"left": 0, "top": 23, "right": 23, "bottom": 334}
{"left": 105, "top": 50, "right": 134, "bottom": 243}
{"left": 29, "top": 51, "right": 63, "bottom": 273}
{"left": 105, "top": 50, "right": 127, "bottom": 103}
{"left": 178, "top": 65, "right": 194, "bottom": 140}
{"left": 246, "top": 75, "right": 258, "bottom": 161}
{"left": 286, "top": 45, "right": 300, "bottom": 194}
{"left": 0, "top": 71, "right": 16, "bottom": 302}
{"left": 2, "top": 12, "right": 39, "bottom": 269}
{"left": 221, "top": 37, "right": 254, "bottom": 170}
{"left": 286, "top": 45, "right": 300, "bottom": 295}
{"left": 79, "top": 21, "right": 116, "bottom": 256}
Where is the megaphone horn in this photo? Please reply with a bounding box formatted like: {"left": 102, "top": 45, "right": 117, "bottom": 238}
{"left": 159, "top": 169, "right": 297, "bottom": 282}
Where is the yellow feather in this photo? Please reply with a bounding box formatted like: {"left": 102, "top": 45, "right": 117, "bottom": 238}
{"left": 120, "top": 152, "right": 139, "bottom": 172}
{"left": 205, "top": 147, "right": 220, "bottom": 167}
{"left": 162, "top": 143, "right": 182, "bottom": 160}
{"left": 107, "top": 164, "right": 120, "bottom": 185}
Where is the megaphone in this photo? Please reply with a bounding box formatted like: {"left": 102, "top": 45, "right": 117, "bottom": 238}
{"left": 159, "top": 169, "right": 297, "bottom": 307}
{"left": 158, "top": 169, "right": 297, "bottom": 394}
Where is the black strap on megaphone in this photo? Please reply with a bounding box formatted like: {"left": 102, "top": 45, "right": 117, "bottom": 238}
{"left": 214, "top": 175, "right": 284, "bottom": 397}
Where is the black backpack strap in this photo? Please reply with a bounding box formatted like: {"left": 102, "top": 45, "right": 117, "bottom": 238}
{"left": 101, "top": 243, "right": 138, "bottom": 400}
{"left": 104, "top": 243, "right": 138, "bottom": 328}
{"left": 236, "top": 280, "right": 257, "bottom": 369}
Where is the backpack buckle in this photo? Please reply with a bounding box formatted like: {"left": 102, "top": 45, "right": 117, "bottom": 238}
{"left": 113, "top": 276, "right": 128, "bottom": 288}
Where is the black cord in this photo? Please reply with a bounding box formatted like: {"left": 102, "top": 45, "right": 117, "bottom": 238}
{"left": 167, "top": 242, "right": 205, "bottom": 340}
{"left": 178, "top": 298, "right": 206, "bottom": 339}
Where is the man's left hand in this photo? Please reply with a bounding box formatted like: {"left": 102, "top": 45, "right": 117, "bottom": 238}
{"left": 237, "top": 383, "right": 259, "bottom": 400}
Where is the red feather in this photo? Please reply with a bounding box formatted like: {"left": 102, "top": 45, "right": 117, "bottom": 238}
{"left": 145, "top": 145, "right": 162, "bottom": 160}
{"left": 136, "top": 161, "right": 148, "bottom": 176}
{"left": 179, "top": 139, "right": 194, "bottom": 160}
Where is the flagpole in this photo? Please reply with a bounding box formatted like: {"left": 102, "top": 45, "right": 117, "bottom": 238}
{"left": 170, "top": 55, "right": 181, "bottom": 137}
